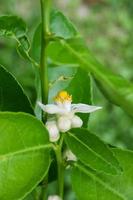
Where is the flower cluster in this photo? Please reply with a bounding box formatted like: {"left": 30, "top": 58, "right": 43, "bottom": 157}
{"left": 38, "top": 91, "right": 102, "bottom": 142}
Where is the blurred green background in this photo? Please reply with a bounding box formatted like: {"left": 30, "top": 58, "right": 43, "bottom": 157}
{"left": 0, "top": 0, "right": 133, "bottom": 151}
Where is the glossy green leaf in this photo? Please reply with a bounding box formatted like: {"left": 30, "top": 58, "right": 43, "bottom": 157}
{"left": 0, "top": 112, "right": 51, "bottom": 200}
{"left": 65, "top": 128, "right": 121, "bottom": 175}
{"left": 0, "top": 65, "right": 34, "bottom": 114}
{"left": 72, "top": 148, "right": 133, "bottom": 200}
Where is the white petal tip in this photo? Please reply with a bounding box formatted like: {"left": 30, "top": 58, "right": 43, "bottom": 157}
{"left": 37, "top": 101, "right": 42, "bottom": 106}
{"left": 37, "top": 101, "right": 45, "bottom": 111}
{"left": 96, "top": 106, "right": 102, "bottom": 110}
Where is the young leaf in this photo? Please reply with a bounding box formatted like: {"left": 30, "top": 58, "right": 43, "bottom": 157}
{"left": 0, "top": 65, "right": 34, "bottom": 114}
{"left": 0, "top": 112, "right": 51, "bottom": 200}
{"left": 72, "top": 148, "right": 133, "bottom": 200}
{"left": 65, "top": 128, "right": 121, "bottom": 175}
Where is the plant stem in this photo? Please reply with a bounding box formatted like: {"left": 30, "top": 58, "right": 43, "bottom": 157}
{"left": 40, "top": 0, "right": 51, "bottom": 109}
{"left": 55, "top": 136, "right": 65, "bottom": 199}
{"left": 39, "top": 0, "right": 51, "bottom": 199}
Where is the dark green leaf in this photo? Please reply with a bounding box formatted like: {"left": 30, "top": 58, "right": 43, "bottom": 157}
{"left": 0, "top": 65, "right": 34, "bottom": 114}
{"left": 72, "top": 148, "right": 133, "bottom": 200}
{"left": 0, "top": 112, "right": 51, "bottom": 200}
{"left": 65, "top": 128, "right": 121, "bottom": 175}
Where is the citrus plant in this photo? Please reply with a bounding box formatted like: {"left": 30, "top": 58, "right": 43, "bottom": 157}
{"left": 0, "top": 0, "right": 133, "bottom": 200}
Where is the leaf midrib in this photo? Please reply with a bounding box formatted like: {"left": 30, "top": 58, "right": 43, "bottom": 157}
{"left": 68, "top": 132, "right": 119, "bottom": 173}
{"left": 0, "top": 144, "right": 51, "bottom": 162}
{"left": 75, "top": 163, "right": 126, "bottom": 200}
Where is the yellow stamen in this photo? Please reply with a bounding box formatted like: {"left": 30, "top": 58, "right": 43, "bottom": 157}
{"left": 54, "top": 91, "right": 72, "bottom": 103}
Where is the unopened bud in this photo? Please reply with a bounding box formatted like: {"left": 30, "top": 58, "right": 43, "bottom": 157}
{"left": 64, "top": 149, "right": 77, "bottom": 161}
{"left": 71, "top": 115, "right": 83, "bottom": 128}
{"left": 57, "top": 116, "right": 71, "bottom": 132}
{"left": 46, "top": 121, "right": 60, "bottom": 142}
{"left": 48, "top": 195, "right": 62, "bottom": 200}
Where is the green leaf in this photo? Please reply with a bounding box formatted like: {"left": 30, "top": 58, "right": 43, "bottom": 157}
{"left": 50, "top": 10, "right": 78, "bottom": 39}
{"left": 48, "top": 64, "right": 77, "bottom": 102}
{"left": 65, "top": 128, "right": 121, "bottom": 175}
{"left": 0, "top": 15, "right": 30, "bottom": 58}
{"left": 47, "top": 37, "right": 133, "bottom": 118}
{"left": 66, "top": 68, "right": 92, "bottom": 127}
{"left": 72, "top": 148, "right": 133, "bottom": 200}
{"left": 0, "top": 65, "right": 34, "bottom": 114}
{"left": 0, "top": 112, "right": 51, "bottom": 200}
{"left": 0, "top": 15, "right": 26, "bottom": 38}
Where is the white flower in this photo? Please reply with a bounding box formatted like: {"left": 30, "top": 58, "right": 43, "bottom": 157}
{"left": 38, "top": 91, "right": 102, "bottom": 142}
{"left": 48, "top": 195, "right": 61, "bottom": 200}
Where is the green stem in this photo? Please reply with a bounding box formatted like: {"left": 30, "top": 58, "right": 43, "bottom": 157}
{"left": 40, "top": 177, "right": 48, "bottom": 200}
{"left": 39, "top": 0, "right": 51, "bottom": 199}
{"left": 40, "top": 0, "right": 51, "bottom": 108}
{"left": 55, "top": 136, "right": 65, "bottom": 199}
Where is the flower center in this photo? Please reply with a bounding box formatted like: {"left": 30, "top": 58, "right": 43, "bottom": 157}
{"left": 54, "top": 91, "right": 72, "bottom": 103}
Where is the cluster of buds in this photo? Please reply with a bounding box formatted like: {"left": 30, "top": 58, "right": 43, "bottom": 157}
{"left": 38, "top": 91, "right": 102, "bottom": 142}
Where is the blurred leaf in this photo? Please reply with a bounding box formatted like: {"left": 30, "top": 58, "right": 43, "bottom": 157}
{"left": 0, "top": 15, "right": 26, "bottom": 38}
{"left": 0, "top": 65, "right": 34, "bottom": 114}
{"left": 72, "top": 148, "right": 133, "bottom": 200}
{"left": 0, "top": 112, "right": 51, "bottom": 200}
{"left": 65, "top": 128, "right": 121, "bottom": 175}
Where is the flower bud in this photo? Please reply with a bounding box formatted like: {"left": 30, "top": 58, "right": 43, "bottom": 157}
{"left": 71, "top": 115, "right": 83, "bottom": 128}
{"left": 48, "top": 195, "right": 62, "bottom": 200}
{"left": 57, "top": 116, "right": 71, "bottom": 132}
{"left": 46, "top": 121, "right": 60, "bottom": 142}
{"left": 64, "top": 149, "right": 77, "bottom": 161}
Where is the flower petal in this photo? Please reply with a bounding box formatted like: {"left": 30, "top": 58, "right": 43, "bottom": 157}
{"left": 37, "top": 101, "right": 62, "bottom": 114}
{"left": 71, "top": 103, "right": 102, "bottom": 113}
